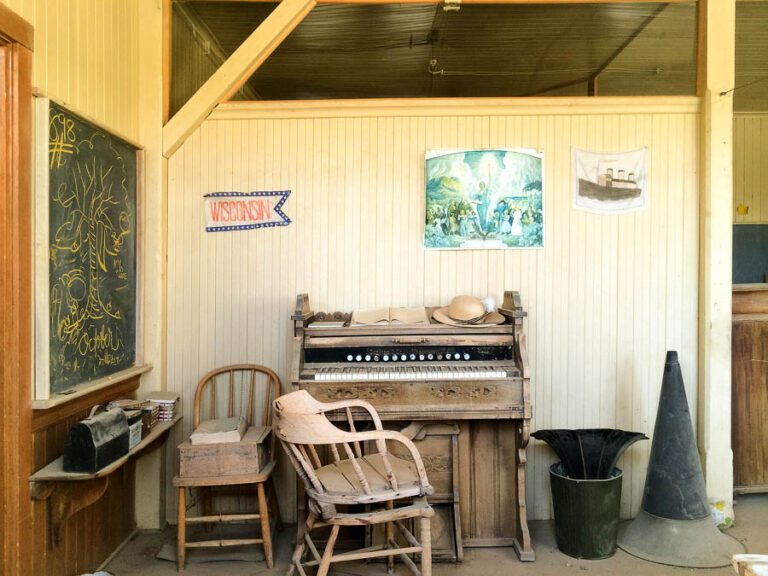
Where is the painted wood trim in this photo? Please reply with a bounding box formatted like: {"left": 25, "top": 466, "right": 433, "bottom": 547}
{"left": 209, "top": 96, "right": 701, "bottom": 121}
{"left": 162, "top": 0, "right": 317, "bottom": 158}
{"left": 178, "top": 0, "right": 696, "bottom": 4}
{"left": 697, "top": 0, "right": 735, "bottom": 514}
{"left": 31, "top": 375, "right": 142, "bottom": 432}
{"left": 164, "top": 0, "right": 171, "bottom": 124}
{"left": 33, "top": 97, "right": 51, "bottom": 401}
{"left": 31, "top": 364, "right": 152, "bottom": 412}
{"left": 1, "top": 41, "right": 34, "bottom": 576}
{"left": 0, "top": 3, "right": 33, "bottom": 51}
{"left": 31, "top": 91, "right": 145, "bottom": 151}
{"left": 696, "top": 0, "right": 706, "bottom": 97}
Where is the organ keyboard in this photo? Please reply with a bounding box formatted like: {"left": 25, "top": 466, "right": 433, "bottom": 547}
{"left": 291, "top": 291, "right": 534, "bottom": 561}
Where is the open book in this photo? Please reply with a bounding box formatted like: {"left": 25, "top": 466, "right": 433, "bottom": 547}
{"left": 351, "top": 307, "right": 430, "bottom": 326}
{"left": 190, "top": 416, "right": 247, "bottom": 445}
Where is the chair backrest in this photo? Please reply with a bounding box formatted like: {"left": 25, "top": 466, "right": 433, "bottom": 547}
{"left": 273, "top": 390, "right": 431, "bottom": 503}
{"left": 194, "top": 364, "right": 280, "bottom": 429}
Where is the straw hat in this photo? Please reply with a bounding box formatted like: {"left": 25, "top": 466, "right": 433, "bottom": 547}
{"left": 432, "top": 295, "right": 505, "bottom": 327}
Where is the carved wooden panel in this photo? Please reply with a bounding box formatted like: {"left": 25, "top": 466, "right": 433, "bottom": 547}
{"left": 301, "top": 380, "right": 524, "bottom": 420}
{"left": 459, "top": 421, "right": 518, "bottom": 546}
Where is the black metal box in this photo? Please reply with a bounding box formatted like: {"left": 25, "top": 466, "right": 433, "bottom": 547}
{"left": 63, "top": 407, "right": 130, "bottom": 473}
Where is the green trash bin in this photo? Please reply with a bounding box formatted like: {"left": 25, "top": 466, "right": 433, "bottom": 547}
{"left": 549, "top": 462, "right": 623, "bottom": 559}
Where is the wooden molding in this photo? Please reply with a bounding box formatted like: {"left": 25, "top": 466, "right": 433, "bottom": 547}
{"left": 163, "top": 0, "right": 171, "bottom": 123}
{"left": 205, "top": 96, "right": 701, "bottom": 123}
{"left": 162, "top": 0, "right": 316, "bottom": 157}
{"left": 0, "top": 3, "right": 33, "bottom": 51}
{"left": 1, "top": 40, "right": 34, "bottom": 576}
{"left": 177, "top": 0, "right": 695, "bottom": 4}
{"left": 31, "top": 375, "right": 142, "bottom": 432}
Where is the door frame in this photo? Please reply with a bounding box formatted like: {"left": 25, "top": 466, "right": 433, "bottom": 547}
{"left": 0, "top": 5, "right": 33, "bottom": 575}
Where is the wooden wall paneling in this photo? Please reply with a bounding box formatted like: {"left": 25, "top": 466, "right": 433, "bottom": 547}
{"left": 30, "top": 378, "right": 140, "bottom": 574}
{"left": 733, "top": 115, "right": 768, "bottom": 223}
{"left": 0, "top": 0, "right": 142, "bottom": 141}
{"left": 166, "top": 100, "right": 700, "bottom": 522}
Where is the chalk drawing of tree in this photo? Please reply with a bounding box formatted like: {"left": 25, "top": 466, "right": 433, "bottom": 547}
{"left": 50, "top": 133, "right": 131, "bottom": 343}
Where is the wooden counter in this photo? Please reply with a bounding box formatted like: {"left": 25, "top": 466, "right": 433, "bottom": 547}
{"left": 732, "top": 284, "right": 768, "bottom": 493}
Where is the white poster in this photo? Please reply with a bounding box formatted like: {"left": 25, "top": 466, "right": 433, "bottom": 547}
{"left": 572, "top": 147, "right": 648, "bottom": 214}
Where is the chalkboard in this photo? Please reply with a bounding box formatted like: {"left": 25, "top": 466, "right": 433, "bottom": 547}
{"left": 734, "top": 224, "right": 768, "bottom": 284}
{"left": 45, "top": 101, "right": 138, "bottom": 394}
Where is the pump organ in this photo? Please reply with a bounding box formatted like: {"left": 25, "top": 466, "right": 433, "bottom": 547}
{"left": 290, "top": 291, "right": 534, "bottom": 561}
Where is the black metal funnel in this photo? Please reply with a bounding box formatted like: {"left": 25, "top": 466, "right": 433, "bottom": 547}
{"left": 532, "top": 429, "right": 647, "bottom": 480}
{"left": 617, "top": 351, "right": 745, "bottom": 567}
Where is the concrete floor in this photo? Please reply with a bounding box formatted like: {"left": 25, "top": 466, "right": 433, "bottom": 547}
{"left": 105, "top": 494, "right": 768, "bottom": 576}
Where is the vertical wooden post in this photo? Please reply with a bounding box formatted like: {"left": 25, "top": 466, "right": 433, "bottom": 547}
{"left": 588, "top": 75, "right": 598, "bottom": 97}
{"left": 163, "top": 0, "right": 171, "bottom": 123}
{"left": 0, "top": 10, "right": 34, "bottom": 573}
{"left": 698, "top": 0, "right": 736, "bottom": 521}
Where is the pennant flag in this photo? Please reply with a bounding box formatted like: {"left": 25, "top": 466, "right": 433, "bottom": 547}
{"left": 204, "top": 191, "right": 291, "bottom": 232}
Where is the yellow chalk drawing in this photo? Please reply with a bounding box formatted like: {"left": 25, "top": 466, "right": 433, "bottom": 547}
{"left": 48, "top": 104, "right": 136, "bottom": 391}
{"left": 49, "top": 112, "right": 76, "bottom": 169}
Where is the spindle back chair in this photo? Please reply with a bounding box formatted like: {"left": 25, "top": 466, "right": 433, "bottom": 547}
{"left": 273, "top": 389, "right": 434, "bottom": 576}
{"left": 174, "top": 364, "right": 282, "bottom": 571}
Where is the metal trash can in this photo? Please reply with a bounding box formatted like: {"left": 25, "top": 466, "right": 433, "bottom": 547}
{"left": 549, "top": 462, "right": 623, "bottom": 559}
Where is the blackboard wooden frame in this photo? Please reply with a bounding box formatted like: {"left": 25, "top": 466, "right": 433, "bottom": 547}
{"left": 33, "top": 95, "right": 149, "bottom": 407}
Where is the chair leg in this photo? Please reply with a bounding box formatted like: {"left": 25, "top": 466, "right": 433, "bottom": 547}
{"left": 420, "top": 516, "right": 432, "bottom": 576}
{"left": 257, "top": 482, "right": 273, "bottom": 569}
{"left": 385, "top": 501, "right": 395, "bottom": 574}
{"left": 269, "top": 476, "right": 284, "bottom": 530}
{"left": 287, "top": 512, "right": 316, "bottom": 576}
{"left": 316, "top": 524, "right": 340, "bottom": 576}
{"left": 202, "top": 487, "right": 213, "bottom": 532}
{"left": 177, "top": 487, "right": 186, "bottom": 572}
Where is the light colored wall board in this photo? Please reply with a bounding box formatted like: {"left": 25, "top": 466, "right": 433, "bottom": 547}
{"left": 165, "top": 98, "right": 700, "bottom": 522}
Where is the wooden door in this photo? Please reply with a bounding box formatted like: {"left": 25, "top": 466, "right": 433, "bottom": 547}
{"left": 732, "top": 317, "right": 768, "bottom": 491}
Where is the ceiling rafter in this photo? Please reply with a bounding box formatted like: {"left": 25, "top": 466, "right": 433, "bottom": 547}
{"left": 176, "top": 0, "right": 694, "bottom": 4}
{"left": 163, "top": 0, "right": 316, "bottom": 157}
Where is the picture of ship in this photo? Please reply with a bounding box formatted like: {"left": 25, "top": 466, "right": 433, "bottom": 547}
{"left": 578, "top": 166, "right": 642, "bottom": 201}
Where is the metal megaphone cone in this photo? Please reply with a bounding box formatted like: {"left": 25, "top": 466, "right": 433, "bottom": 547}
{"left": 617, "top": 351, "right": 745, "bottom": 567}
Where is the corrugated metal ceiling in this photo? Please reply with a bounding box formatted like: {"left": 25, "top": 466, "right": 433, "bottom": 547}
{"left": 173, "top": 1, "right": 766, "bottom": 107}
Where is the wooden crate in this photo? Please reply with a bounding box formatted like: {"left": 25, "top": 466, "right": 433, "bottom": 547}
{"left": 179, "top": 426, "right": 270, "bottom": 478}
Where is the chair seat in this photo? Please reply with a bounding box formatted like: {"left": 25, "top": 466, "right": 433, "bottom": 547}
{"left": 312, "top": 453, "right": 427, "bottom": 504}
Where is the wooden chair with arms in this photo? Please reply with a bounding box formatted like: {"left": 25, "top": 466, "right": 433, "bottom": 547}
{"left": 273, "top": 389, "right": 435, "bottom": 576}
{"left": 173, "top": 364, "right": 282, "bottom": 571}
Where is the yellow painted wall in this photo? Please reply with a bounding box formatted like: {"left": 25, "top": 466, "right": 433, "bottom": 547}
{"left": 1, "top": 0, "right": 141, "bottom": 142}
{"left": 734, "top": 114, "right": 768, "bottom": 223}
{"left": 3, "top": 0, "right": 168, "bottom": 530}
{"left": 165, "top": 97, "right": 701, "bottom": 522}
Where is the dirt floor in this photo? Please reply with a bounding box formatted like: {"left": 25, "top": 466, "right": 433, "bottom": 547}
{"left": 104, "top": 493, "right": 767, "bottom": 576}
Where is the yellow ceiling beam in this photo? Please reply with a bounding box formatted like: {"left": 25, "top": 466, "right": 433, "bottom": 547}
{"left": 177, "top": 0, "right": 695, "bottom": 3}
{"left": 162, "top": 0, "right": 316, "bottom": 158}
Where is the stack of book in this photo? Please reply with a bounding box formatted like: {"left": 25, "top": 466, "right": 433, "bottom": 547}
{"left": 145, "top": 391, "right": 180, "bottom": 422}
{"left": 141, "top": 403, "right": 160, "bottom": 437}
{"left": 190, "top": 417, "right": 247, "bottom": 445}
